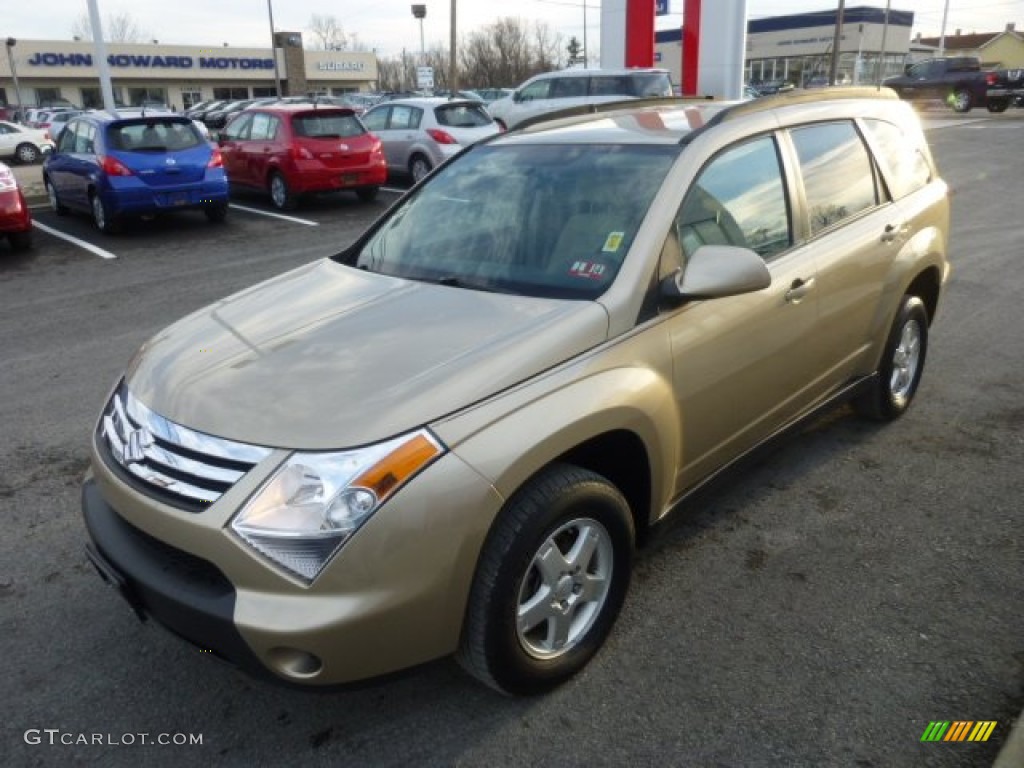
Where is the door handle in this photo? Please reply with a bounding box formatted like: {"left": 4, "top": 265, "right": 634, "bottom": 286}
{"left": 785, "top": 277, "right": 815, "bottom": 303}
{"left": 881, "top": 222, "right": 906, "bottom": 243}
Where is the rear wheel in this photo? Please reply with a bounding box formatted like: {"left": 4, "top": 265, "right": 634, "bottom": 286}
{"left": 45, "top": 178, "right": 68, "bottom": 215}
{"left": 854, "top": 295, "right": 928, "bottom": 421}
{"left": 15, "top": 143, "right": 40, "bottom": 164}
{"left": 950, "top": 88, "right": 972, "bottom": 113}
{"left": 409, "top": 154, "right": 433, "bottom": 183}
{"left": 8, "top": 230, "right": 32, "bottom": 251}
{"left": 457, "top": 464, "right": 634, "bottom": 695}
{"left": 90, "top": 193, "right": 120, "bottom": 234}
{"left": 355, "top": 186, "right": 379, "bottom": 203}
{"left": 987, "top": 99, "right": 1009, "bottom": 113}
{"left": 204, "top": 203, "right": 228, "bottom": 222}
{"left": 268, "top": 172, "right": 297, "bottom": 210}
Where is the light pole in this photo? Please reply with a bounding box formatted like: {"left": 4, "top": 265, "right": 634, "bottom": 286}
{"left": 828, "top": 0, "right": 846, "bottom": 86}
{"left": 4, "top": 39, "right": 23, "bottom": 120}
{"left": 412, "top": 4, "right": 426, "bottom": 65}
{"left": 449, "top": 0, "right": 457, "bottom": 95}
{"left": 267, "top": 0, "right": 282, "bottom": 97}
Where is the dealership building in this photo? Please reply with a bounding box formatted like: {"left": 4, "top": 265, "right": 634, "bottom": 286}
{"left": 1, "top": 33, "right": 377, "bottom": 111}
{"left": 656, "top": 6, "right": 916, "bottom": 89}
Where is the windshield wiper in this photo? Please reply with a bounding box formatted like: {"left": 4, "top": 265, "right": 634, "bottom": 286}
{"left": 436, "top": 275, "right": 503, "bottom": 293}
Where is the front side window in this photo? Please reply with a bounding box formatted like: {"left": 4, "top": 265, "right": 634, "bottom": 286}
{"left": 790, "top": 121, "right": 879, "bottom": 235}
{"left": 677, "top": 136, "right": 791, "bottom": 261}
{"left": 550, "top": 78, "right": 587, "bottom": 98}
{"left": 347, "top": 143, "right": 680, "bottom": 299}
{"left": 518, "top": 80, "right": 551, "bottom": 101}
{"left": 58, "top": 122, "right": 79, "bottom": 152}
{"left": 361, "top": 107, "right": 388, "bottom": 131}
{"left": 861, "top": 118, "right": 931, "bottom": 200}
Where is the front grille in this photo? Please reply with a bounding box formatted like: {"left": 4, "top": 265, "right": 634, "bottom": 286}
{"left": 98, "top": 383, "right": 272, "bottom": 510}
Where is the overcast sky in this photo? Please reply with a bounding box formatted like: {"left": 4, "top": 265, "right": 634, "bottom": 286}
{"left": 5, "top": 1, "right": 1022, "bottom": 57}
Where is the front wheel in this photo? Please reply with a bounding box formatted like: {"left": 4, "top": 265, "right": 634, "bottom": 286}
{"left": 268, "top": 172, "right": 297, "bottom": 210}
{"left": 854, "top": 295, "right": 929, "bottom": 421}
{"left": 457, "top": 464, "right": 634, "bottom": 695}
{"left": 45, "top": 178, "right": 68, "bottom": 215}
{"left": 950, "top": 88, "right": 972, "bottom": 113}
{"left": 987, "top": 99, "right": 1009, "bottom": 113}
{"left": 91, "top": 193, "right": 120, "bottom": 234}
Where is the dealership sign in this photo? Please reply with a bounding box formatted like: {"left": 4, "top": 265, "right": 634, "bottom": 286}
{"left": 27, "top": 52, "right": 275, "bottom": 70}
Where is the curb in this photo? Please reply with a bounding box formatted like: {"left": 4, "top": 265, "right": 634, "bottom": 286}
{"left": 994, "top": 714, "right": 1024, "bottom": 768}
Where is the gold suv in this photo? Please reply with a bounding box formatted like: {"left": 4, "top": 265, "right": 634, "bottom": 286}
{"left": 82, "top": 89, "right": 950, "bottom": 694}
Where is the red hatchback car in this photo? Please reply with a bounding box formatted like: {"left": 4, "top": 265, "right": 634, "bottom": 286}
{"left": 0, "top": 162, "right": 32, "bottom": 251}
{"left": 218, "top": 104, "right": 386, "bottom": 210}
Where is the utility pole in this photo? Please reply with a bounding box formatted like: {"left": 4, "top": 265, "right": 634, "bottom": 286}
{"left": 828, "top": 0, "right": 846, "bottom": 86}
{"left": 86, "top": 0, "right": 117, "bottom": 112}
{"left": 938, "top": 0, "right": 950, "bottom": 56}
{"left": 4, "top": 39, "right": 23, "bottom": 119}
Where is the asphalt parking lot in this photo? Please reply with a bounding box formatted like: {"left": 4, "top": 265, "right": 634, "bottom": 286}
{"left": 1, "top": 110, "right": 1022, "bottom": 767}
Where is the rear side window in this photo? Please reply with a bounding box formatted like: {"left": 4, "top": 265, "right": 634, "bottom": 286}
{"left": 790, "top": 121, "right": 879, "bottom": 235}
{"left": 108, "top": 121, "right": 202, "bottom": 152}
{"left": 629, "top": 73, "right": 673, "bottom": 97}
{"left": 249, "top": 113, "right": 280, "bottom": 141}
{"left": 74, "top": 123, "right": 97, "bottom": 154}
{"left": 861, "top": 118, "right": 932, "bottom": 200}
{"left": 292, "top": 113, "right": 365, "bottom": 138}
{"left": 550, "top": 78, "right": 587, "bottom": 98}
{"left": 434, "top": 104, "right": 492, "bottom": 127}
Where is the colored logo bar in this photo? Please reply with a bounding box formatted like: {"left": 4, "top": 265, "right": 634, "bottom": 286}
{"left": 921, "top": 721, "right": 997, "bottom": 742}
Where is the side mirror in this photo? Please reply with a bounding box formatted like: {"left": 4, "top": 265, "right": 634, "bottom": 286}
{"left": 512, "top": 91, "right": 523, "bottom": 103}
{"left": 660, "top": 245, "right": 771, "bottom": 303}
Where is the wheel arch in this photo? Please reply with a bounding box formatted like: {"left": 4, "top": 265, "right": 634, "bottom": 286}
{"left": 904, "top": 265, "right": 942, "bottom": 326}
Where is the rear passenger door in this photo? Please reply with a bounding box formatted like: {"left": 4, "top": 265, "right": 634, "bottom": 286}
{"left": 219, "top": 112, "right": 253, "bottom": 186}
{"left": 663, "top": 135, "right": 823, "bottom": 491}
{"left": 783, "top": 120, "right": 900, "bottom": 384}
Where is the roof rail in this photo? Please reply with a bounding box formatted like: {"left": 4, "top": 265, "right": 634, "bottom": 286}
{"left": 512, "top": 86, "right": 898, "bottom": 134}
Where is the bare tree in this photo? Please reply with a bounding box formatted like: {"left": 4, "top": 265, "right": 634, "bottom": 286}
{"left": 459, "top": 18, "right": 564, "bottom": 88}
{"left": 307, "top": 14, "right": 348, "bottom": 50}
{"left": 71, "top": 11, "right": 147, "bottom": 43}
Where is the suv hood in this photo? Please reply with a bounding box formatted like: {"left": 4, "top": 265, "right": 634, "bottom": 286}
{"left": 125, "top": 260, "right": 609, "bottom": 450}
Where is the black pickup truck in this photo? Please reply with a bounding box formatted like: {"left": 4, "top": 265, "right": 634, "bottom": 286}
{"left": 884, "top": 56, "right": 1016, "bottom": 113}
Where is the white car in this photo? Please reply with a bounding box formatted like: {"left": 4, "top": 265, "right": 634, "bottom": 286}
{"left": 487, "top": 68, "right": 673, "bottom": 130}
{"left": 0, "top": 120, "right": 55, "bottom": 164}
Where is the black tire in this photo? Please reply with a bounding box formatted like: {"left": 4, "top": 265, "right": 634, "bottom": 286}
{"left": 90, "top": 193, "right": 120, "bottom": 234}
{"left": 854, "top": 295, "right": 929, "bottom": 421}
{"left": 204, "top": 203, "right": 229, "bottom": 222}
{"left": 268, "top": 172, "right": 297, "bottom": 211}
{"left": 494, "top": 118, "right": 508, "bottom": 132}
{"left": 355, "top": 186, "right": 379, "bottom": 203}
{"left": 15, "top": 142, "right": 40, "bottom": 164}
{"left": 987, "top": 99, "right": 1009, "bottom": 113}
{"left": 457, "top": 463, "right": 634, "bottom": 695}
{"left": 8, "top": 230, "right": 32, "bottom": 251}
{"left": 409, "top": 154, "right": 433, "bottom": 183}
{"left": 45, "top": 178, "right": 68, "bottom": 215}
{"left": 950, "top": 88, "right": 972, "bottom": 113}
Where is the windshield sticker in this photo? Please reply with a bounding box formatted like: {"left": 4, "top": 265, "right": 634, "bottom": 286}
{"left": 602, "top": 232, "right": 625, "bottom": 253}
{"left": 569, "top": 260, "right": 609, "bottom": 280}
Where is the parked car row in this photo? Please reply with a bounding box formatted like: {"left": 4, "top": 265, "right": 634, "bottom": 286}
{"left": 0, "top": 161, "right": 33, "bottom": 251}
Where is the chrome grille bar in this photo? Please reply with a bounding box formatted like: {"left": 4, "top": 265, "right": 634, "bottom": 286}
{"left": 99, "top": 383, "right": 272, "bottom": 509}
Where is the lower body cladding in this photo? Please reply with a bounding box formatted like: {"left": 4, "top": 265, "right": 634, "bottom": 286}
{"left": 82, "top": 444, "right": 503, "bottom": 686}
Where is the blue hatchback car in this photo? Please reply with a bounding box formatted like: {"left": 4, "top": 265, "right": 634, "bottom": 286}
{"left": 43, "top": 111, "right": 229, "bottom": 233}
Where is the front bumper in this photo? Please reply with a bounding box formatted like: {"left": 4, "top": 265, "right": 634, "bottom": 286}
{"left": 83, "top": 437, "right": 503, "bottom": 686}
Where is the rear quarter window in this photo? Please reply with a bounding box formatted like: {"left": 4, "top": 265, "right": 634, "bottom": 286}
{"left": 861, "top": 118, "right": 932, "bottom": 200}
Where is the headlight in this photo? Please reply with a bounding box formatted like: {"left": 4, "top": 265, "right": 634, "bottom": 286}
{"left": 230, "top": 429, "right": 444, "bottom": 583}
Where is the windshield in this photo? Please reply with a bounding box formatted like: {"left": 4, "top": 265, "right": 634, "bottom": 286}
{"left": 348, "top": 143, "right": 679, "bottom": 299}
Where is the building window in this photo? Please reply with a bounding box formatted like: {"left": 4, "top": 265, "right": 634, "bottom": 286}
{"left": 181, "top": 90, "right": 202, "bottom": 109}
{"left": 213, "top": 87, "right": 249, "bottom": 100}
{"left": 0, "top": 88, "right": 7, "bottom": 105}
{"left": 252, "top": 87, "right": 277, "bottom": 98}
{"left": 34, "top": 88, "right": 63, "bottom": 107}
{"left": 127, "top": 87, "right": 167, "bottom": 107}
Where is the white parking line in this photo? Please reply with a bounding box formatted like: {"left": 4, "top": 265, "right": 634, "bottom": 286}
{"left": 32, "top": 220, "right": 118, "bottom": 260}
{"left": 228, "top": 204, "right": 319, "bottom": 226}
{"left": 382, "top": 186, "right": 408, "bottom": 195}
